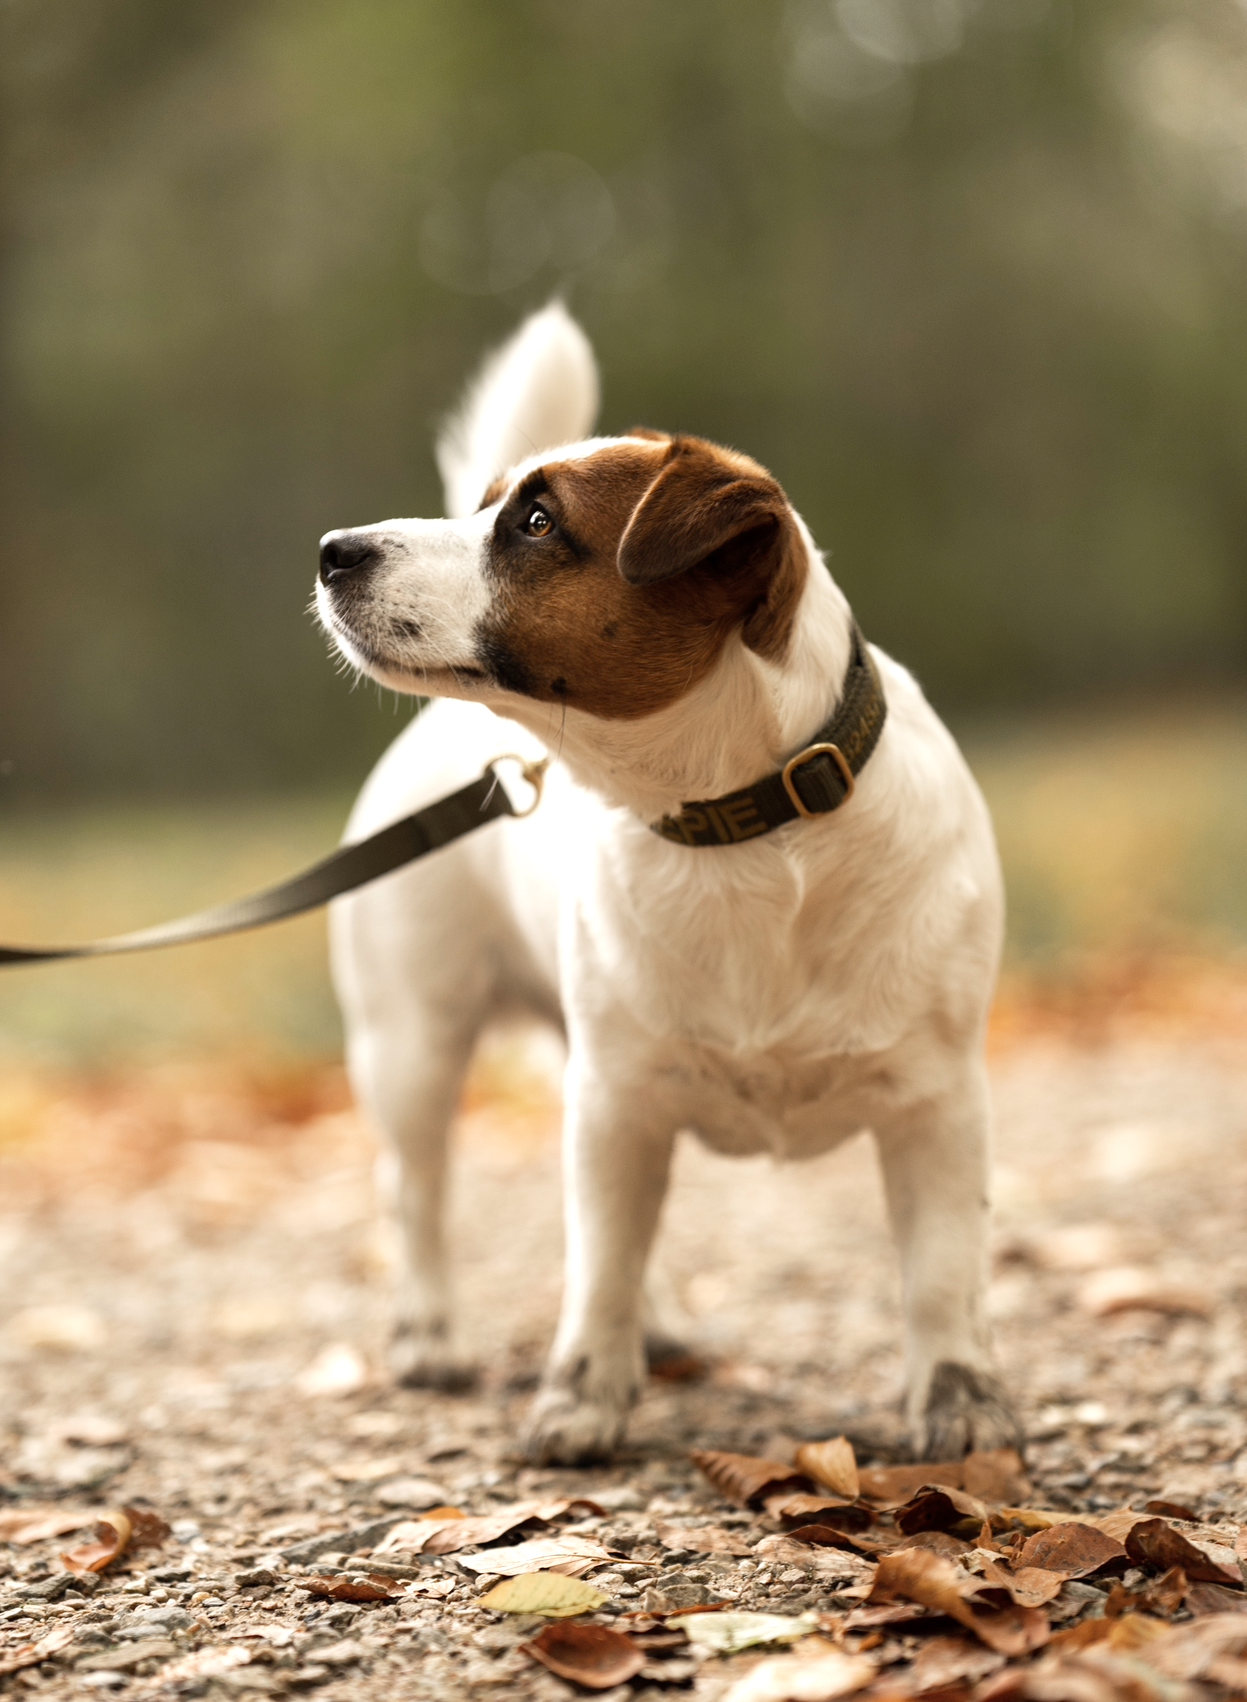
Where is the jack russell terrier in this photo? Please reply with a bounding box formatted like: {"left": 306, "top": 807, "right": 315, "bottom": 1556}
{"left": 315, "top": 304, "right": 1019, "bottom": 1465}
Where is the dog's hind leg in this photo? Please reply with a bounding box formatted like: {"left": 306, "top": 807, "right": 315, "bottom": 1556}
{"left": 874, "top": 1062, "right": 1022, "bottom": 1459}
{"left": 642, "top": 1260, "right": 701, "bottom": 1379}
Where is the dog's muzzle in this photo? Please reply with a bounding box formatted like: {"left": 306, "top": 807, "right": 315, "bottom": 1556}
{"left": 319, "top": 531, "right": 383, "bottom": 587}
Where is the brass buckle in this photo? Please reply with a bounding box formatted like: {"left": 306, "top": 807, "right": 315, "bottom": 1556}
{"left": 489, "top": 753, "right": 550, "bottom": 818}
{"left": 781, "top": 743, "right": 854, "bottom": 818}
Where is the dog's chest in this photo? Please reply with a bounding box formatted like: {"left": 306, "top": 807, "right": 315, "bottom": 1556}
{"left": 656, "top": 1034, "right": 898, "bottom": 1158}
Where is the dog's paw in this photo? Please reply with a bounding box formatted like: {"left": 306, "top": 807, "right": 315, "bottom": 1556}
{"left": 518, "top": 1388, "right": 628, "bottom": 1466}
{"left": 388, "top": 1323, "right": 477, "bottom": 1393}
{"left": 919, "top": 1361, "right": 1022, "bottom": 1459}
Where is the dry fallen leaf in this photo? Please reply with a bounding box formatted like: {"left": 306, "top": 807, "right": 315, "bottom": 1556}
{"left": 1016, "top": 1521, "right": 1128, "bottom": 1579}
{"left": 766, "top": 1494, "right": 873, "bottom": 1532}
{"left": 690, "top": 1449, "right": 811, "bottom": 1508}
{"left": 1141, "top": 1499, "right": 1199, "bottom": 1522}
{"left": 0, "top": 1625, "right": 74, "bottom": 1676}
{"left": 961, "top": 1450, "right": 1032, "bottom": 1505}
{"left": 1002, "top": 1566, "right": 1067, "bottom": 1609}
{"left": 520, "top": 1621, "right": 645, "bottom": 1689}
{"left": 868, "top": 1548, "right": 1049, "bottom": 1656}
{"left": 1186, "top": 1582, "right": 1247, "bottom": 1617}
{"left": 856, "top": 1461, "right": 963, "bottom": 1504}
{"left": 672, "top": 1610, "right": 820, "bottom": 1654}
{"left": 794, "top": 1437, "right": 859, "bottom": 1501}
{"left": 375, "top": 1497, "right": 593, "bottom": 1557}
{"left": 458, "top": 1535, "right": 613, "bottom": 1577}
{"left": 1144, "top": 1612, "right": 1247, "bottom": 1683}
{"left": 721, "top": 1646, "right": 878, "bottom": 1702}
{"left": 62, "top": 1512, "right": 131, "bottom": 1574}
{"left": 909, "top": 1634, "right": 1006, "bottom": 1692}
{"left": 1076, "top": 1266, "right": 1212, "bottom": 1318}
{"left": 0, "top": 1506, "right": 104, "bottom": 1545}
{"left": 60, "top": 1504, "right": 170, "bottom": 1575}
{"left": 1104, "top": 1565, "right": 1187, "bottom": 1620}
{"left": 857, "top": 1450, "right": 1029, "bottom": 1508}
{"left": 301, "top": 1573, "right": 403, "bottom": 1602}
{"left": 477, "top": 1571, "right": 610, "bottom": 1617}
{"left": 895, "top": 1484, "right": 990, "bottom": 1536}
{"left": 1124, "top": 1518, "right": 1243, "bottom": 1587}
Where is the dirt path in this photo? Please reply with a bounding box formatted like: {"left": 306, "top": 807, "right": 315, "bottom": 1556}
{"left": 0, "top": 1023, "right": 1244, "bottom": 1699}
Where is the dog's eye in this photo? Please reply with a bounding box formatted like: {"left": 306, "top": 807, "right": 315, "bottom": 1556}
{"left": 524, "top": 506, "right": 554, "bottom": 537}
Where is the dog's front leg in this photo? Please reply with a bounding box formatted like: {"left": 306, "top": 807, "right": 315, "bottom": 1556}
{"left": 520, "top": 1059, "right": 676, "bottom": 1465}
{"left": 874, "top": 1064, "right": 1022, "bottom": 1459}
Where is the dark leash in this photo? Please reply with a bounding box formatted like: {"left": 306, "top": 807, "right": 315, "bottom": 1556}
{"left": 0, "top": 624, "right": 886, "bottom": 966}
{"left": 0, "top": 756, "right": 548, "bottom": 968}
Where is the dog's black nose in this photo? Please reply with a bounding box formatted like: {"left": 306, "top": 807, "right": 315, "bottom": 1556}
{"left": 319, "top": 532, "right": 382, "bottom": 585}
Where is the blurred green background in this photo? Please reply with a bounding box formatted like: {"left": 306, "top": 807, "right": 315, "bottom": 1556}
{"left": 1, "top": 0, "right": 1246, "bottom": 1060}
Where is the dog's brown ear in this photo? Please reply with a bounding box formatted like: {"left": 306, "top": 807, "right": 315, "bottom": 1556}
{"left": 617, "top": 438, "right": 803, "bottom": 660}
{"left": 625, "top": 425, "right": 671, "bottom": 442}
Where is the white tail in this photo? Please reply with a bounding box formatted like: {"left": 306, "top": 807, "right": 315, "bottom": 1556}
{"left": 436, "top": 303, "right": 600, "bottom": 519}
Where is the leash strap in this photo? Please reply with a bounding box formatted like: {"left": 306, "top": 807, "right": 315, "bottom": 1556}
{"left": 651, "top": 622, "right": 887, "bottom": 847}
{"left": 0, "top": 765, "right": 529, "bottom": 967}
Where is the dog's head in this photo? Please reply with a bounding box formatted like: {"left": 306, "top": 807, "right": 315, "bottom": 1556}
{"left": 315, "top": 432, "right": 809, "bottom": 722}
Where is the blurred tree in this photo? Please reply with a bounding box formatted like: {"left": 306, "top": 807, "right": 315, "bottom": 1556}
{"left": 1, "top": 0, "right": 1244, "bottom": 800}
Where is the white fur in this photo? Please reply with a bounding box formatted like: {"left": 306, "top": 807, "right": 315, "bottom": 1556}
{"left": 436, "top": 302, "right": 599, "bottom": 520}
{"left": 318, "top": 308, "right": 1015, "bottom": 1462}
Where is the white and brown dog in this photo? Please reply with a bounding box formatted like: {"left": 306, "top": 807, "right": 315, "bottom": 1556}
{"left": 315, "top": 304, "right": 1019, "bottom": 1465}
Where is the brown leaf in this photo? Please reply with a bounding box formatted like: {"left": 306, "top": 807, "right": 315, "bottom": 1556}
{"left": 1144, "top": 1612, "right": 1247, "bottom": 1681}
{"left": 902, "top": 1531, "right": 974, "bottom": 1560}
{"left": 301, "top": 1573, "right": 402, "bottom": 1603}
{"left": 895, "top": 1485, "right": 989, "bottom": 1536}
{"left": 61, "top": 1511, "right": 132, "bottom": 1575}
{"left": 691, "top": 1449, "right": 811, "bottom": 1508}
{"left": 794, "top": 1437, "right": 859, "bottom": 1501}
{"left": 0, "top": 1506, "right": 104, "bottom": 1546}
{"left": 1003, "top": 1568, "right": 1067, "bottom": 1609}
{"left": 520, "top": 1621, "right": 645, "bottom": 1689}
{"left": 1016, "top": 1522, "right": 1128, "bottom": 1579}
{"left": 857, "top": 1462, "right": 963, "bottom": 1504}
{"left": 960, "top": 1450, "right": 1031, "bottom": 1505}
{"left": 1186, "top": 1582, "right": 1247, "bottom": 1617}
{"left": 909, "top": 1634, "right": 1005, "bottom": 1693}
{"left": 1085, "top": 1510, "right": 1148, "bottom": 1545}
{"left": 1104, "top": 1566, "right": 1187, "bottom": 1620}
{"left": 656, "top": 1522, "right": 754, "bottom": 1557}
{"left": 1141, "top": 1499, "right": 1198, "bottom": 1522}
{"left": 1047, "top": 1614, "right": 1171, "bottom": 1657}
{"left": 868, "top": 1547, "right": 1049, "bottom": 1655}
{"left": 766, "top": 1494, "right": 873, "bottom": 1532}
{"left": 781, "top": 1526, "right": 870, "bottom": 1551}
{"left": 125, "top": 1506, "right": 171, "bottom": 1551}
{"left": 1124, "top": 1517, "right": 1242, "bottom": 1586}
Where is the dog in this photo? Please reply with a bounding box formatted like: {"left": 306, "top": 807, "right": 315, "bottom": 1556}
{"left": 314, "top": 303, "right": 1019, "bottom": 1465}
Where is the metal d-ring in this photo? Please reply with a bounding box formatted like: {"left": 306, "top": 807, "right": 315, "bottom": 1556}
{"left": 488, "top": 753, "right": 550, "bottom": 818}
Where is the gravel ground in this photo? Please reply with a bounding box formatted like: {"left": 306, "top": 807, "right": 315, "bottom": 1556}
{"left": 0, "top": 1014, "right": 1245, "bottom": 1700}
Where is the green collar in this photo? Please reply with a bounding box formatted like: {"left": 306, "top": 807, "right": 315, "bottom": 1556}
{"left": 651, "top": 622, "right": 887, "bottom": 847}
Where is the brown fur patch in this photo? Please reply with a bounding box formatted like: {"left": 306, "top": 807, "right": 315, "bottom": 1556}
{"left": 474, "top": 437, "right": 806, "bottom": 719}
{"left": 476, "top": 473, "right": 511, "bottom": 511}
